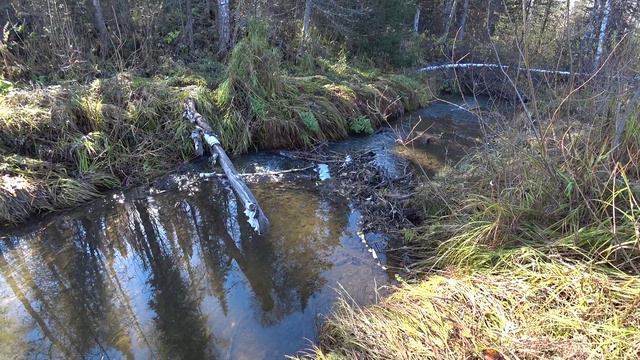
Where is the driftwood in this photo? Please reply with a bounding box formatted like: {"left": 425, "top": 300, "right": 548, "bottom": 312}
{"left": 183, "top": 98, "right": 270, "bottom": 235}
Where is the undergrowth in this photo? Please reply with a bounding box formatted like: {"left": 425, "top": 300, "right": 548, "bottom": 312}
{"left": 0, "top": 20, "right": 429, "bottom": 225}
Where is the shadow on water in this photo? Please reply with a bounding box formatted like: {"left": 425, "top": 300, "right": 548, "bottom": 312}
{"left": 0, "top": 95, "right": 487, "bottom": 359}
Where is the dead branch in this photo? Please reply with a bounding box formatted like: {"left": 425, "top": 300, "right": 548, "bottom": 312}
{"left": 183, "top": 98, "right": 270, "bottom": 235}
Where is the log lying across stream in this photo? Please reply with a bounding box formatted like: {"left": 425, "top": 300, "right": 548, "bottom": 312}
{"left": 183, "top": 98, "right": 270, "bottom": 235}
{"left": 419, "top": 63, "right": 578, "bottom": 76}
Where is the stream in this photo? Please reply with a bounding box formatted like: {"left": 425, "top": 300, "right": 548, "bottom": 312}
{"left": 0, "top": 95, "right": 486, "bottom": 359}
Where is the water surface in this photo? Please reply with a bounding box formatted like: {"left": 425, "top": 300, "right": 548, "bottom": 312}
{"left": 0, "top": 96, "right": 485, "bottom": 359}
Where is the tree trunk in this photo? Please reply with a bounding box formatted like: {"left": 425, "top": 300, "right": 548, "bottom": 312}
{"left": 413, "top": 5, "right": 421, "bottom": 33}
{"left": 536, "top": 0, "right": 553, "bottom": 50}
{"left": 458, "top": 0, "right": 470, "bottom": 40}
{"left": 594, "top": 0, "right": 611, "bottom": 68}
{"left": 526, "top": 0, "right": 535, "bottom": 20}
{"left": 185, "top": 0, "right": 194, "bottom": 54}
{"left": 90, "top": 0, "right": 109, "bottom": 59}
{"left": 204, "top": 0, "right": 213, "bottom": 20}
{"left": 612, "top": 90, "right": 640, "bottom": 154}
{"left": 442, "top": 0, "right": 458, "bottom": 40}
{"left": 217, "top": 0, "right": 231, "bottom": 54}
{"left": 302, "top": 0, "right": 313, "bottom": 42}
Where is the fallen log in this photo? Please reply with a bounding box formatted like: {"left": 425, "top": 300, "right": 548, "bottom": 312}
{"left": 419, "top": 63, "right": 640, "bottom": 81}
{"left": 419, "top": 63, "right": 579, "bottom": 76}
{"left": 183, "top": 98, "right": 270, "bottom": 235}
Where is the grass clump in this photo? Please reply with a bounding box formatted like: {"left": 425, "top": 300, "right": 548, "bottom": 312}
{"left": 0, "top": 154, "right": 118, "bottom": 223}
{"left": 0, "top": 74, "right": 212, "bottom": 224}
{"left": 349, "top": 116, "right": 374, "bottom": 135}
{"left": 212, "top": 19, "right": 430, "bottom": 153}
{"left": 314, "top": 258, "right": 640, "bottom": 360}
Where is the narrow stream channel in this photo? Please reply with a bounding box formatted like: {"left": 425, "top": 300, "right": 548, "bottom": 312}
{"left": 0, "top": 95, "right": 486, "bottom": 359}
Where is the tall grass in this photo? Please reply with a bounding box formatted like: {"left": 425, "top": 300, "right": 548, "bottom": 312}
{"left": 304, "top": 56, "right": 640, "bottom": 359}
{"left": 212, "top": 19, "right": 430, "bottom": 154}
{"left": 0, "top": 20, "right": 430, "bottom": 225}
{"left": 311, "top": 257, "right": 640, "bottom": 360}
{"left": 0, "top": 74, "right": 207, "bottom": 224}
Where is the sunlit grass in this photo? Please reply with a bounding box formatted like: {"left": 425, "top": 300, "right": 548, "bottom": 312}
{"left": 309, "top": 257, "right": 640, "bottom": 360}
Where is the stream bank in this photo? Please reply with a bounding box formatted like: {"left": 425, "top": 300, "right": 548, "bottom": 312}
{"left": 0, "top": 25, "right": 431, "bottom": 226}
{"left": 0, "top": 96, "right": 485, "bottom": 359}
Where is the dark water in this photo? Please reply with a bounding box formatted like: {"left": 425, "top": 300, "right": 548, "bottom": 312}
{"left": 0, "top": 96, "right": 485, "bottom": 359}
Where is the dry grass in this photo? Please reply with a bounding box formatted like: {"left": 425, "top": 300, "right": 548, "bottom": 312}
{"left": 309, "top": 257, "right": 640, "bottom": 360}
{"left": 0, "top": 22, "right": 429, "bottom": 225}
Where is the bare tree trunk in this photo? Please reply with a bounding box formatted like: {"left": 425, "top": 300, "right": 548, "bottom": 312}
{"left": 526, "top": 0, "right": 535, "bottom": 20}
{"left": 442, "top": 0, "right": 458, "bottom": 40}
{"left": 413, "top": 5, "right": 421, "bottom": 33}
{"left": 90, "top": 0, "right": 109, "bottom": 59}
{"left": 594, "top": 0, "right": 611, "bottom": 68}
{"left": 185, "top": 0, "right": 194, "bottom": 54}
{"left": 536, "top": 0, "right": 553, "bottom": 51}
{"left": 612, "top": 90, "right": 640, "bottom": 154}
{"left": 302, "top": 0, "right": 313, "bottom": 42}
{"left": 217, "top": 0, "right": 231, "bottom": 54}
{"left": 205, "top": 0, "right": 213, "bottom": 19}
{"left": 458, "top": 0, "right": 470, "bottom": 40}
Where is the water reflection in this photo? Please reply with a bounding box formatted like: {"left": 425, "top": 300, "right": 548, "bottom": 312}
{"left": 0, "top": 179, "right": 386, "bottom": 359}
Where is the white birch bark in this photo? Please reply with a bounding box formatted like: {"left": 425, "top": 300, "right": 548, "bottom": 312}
{"left": 594, "top": 0, "right": 611, "bottom": 68}
{"left": 413, "top": 5, "right": 421, "bottom": 33}
{"left": 217, "top": 0, "right": 231, "bottom": 54}
{"left": 442, "top": 0, "right": 458, "bottom": 40}
{"left": 302, "top": 0, "right": 313, "bottom": 41}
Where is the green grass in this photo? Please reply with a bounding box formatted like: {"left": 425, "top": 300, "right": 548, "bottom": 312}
{"left": 311, "top": 257, "right": 640, "bottom": 360}
{"left": 211, "top": 19, "right": 430, "bottom": 154}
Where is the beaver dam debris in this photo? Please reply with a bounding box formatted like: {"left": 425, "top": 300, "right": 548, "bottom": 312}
{"left": 285, "top": 147, "right": 419, "bottom": 234}
{"left": 183, "top": 98, "right": 270, "bottom": 235}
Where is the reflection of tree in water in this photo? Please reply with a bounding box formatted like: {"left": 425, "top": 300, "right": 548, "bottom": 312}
{"left": 180, "top": 182, "right": 346, "bottom": 325}
{"left": 245, "top": 185, "right": 346, "bottom": 325}
{"left": 0, "top": 216, "right": 133, "bottom": 359}
{"left": 0, "top": 304, "right": 29, "bottom": 359}
{"left": 132, "top": 199, "right": 212, "bottom": 360}
{"left": 0, "top": 177, "right": 352, "bottom": 358}
{"left": 180, "top": 184, "right": 233, "bottom": 315}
